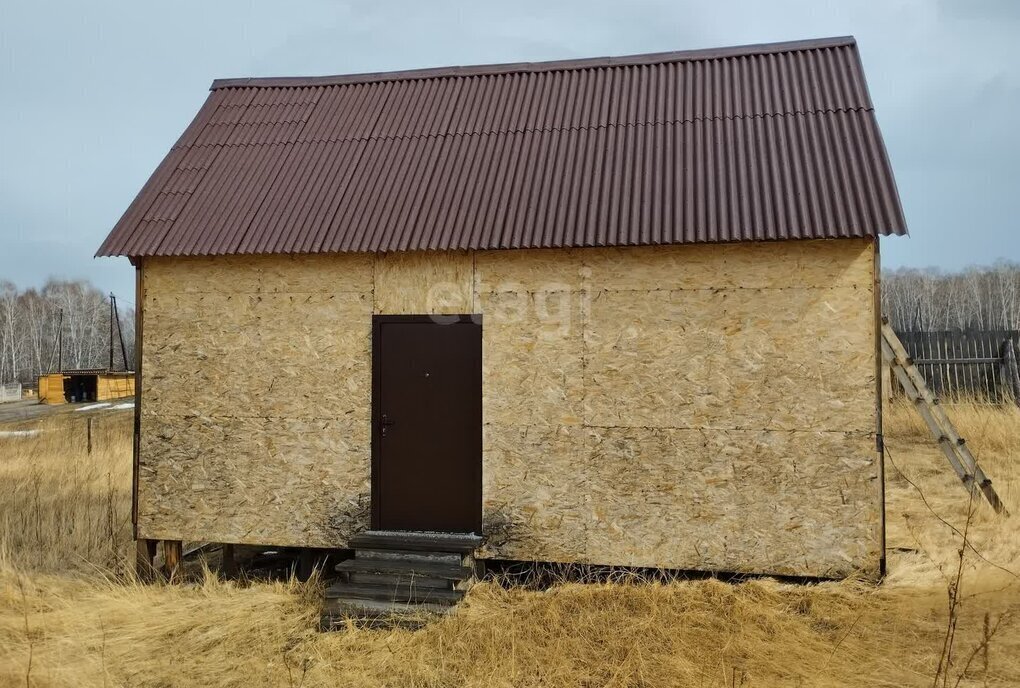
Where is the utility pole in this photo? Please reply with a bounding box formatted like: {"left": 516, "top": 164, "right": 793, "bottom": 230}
{"left": 57, "top": 308, "right": 63, "bottom": 372}
{"left": 109, "top": 293, "right": 115, "bottom": 369}
{"left": 112, "top": 294, "right": 128, "bottom": 371}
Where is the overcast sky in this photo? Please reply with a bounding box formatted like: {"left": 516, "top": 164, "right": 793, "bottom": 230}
{"left": 2, "top": 0, "right": 1018, "bottom": 301}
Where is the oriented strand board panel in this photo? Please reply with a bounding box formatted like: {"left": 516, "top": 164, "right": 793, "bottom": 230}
{"left": 581, "top": 240, "right": 874, "bottom": 291}
{"left": 139, "top": 239, "right": 880, "bottom": 578}
{"left": 583, "top": 427, "right": 880, "bottom": 577}
{"left": 475, "top": 248, "right": 584, "bottom": 293}
{"left": 374, "top": 251, "right": 473, "bottom": 314}
{"left": 139, "top": 254, "right": 374, "bottom": 547}
{"left": 480, "top": 423, "right": 589, "bottom": 563}
{"left": 583, "top": 287, "right": 875, "bottom": 431}
{"left": 474, "top": 238, "right": 880, "bottom": 577}
{"left": 144, "top": 254, "right": 374, "bottom": 294}
{"left": 479, "top": 291, "right": 584, "bottom": 427}
{"left": 138, "top": 414, "right": 369, "bottom": 545}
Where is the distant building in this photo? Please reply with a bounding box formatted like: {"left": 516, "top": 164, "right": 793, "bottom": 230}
{"left": 38, "top": 369, "right": 135, "bottom": 405}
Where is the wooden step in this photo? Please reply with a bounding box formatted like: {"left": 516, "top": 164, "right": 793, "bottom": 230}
{"left": 351, "top": 530, "right": 482, "bottom": 554}
{"left": 320, "top": 599, "right": 450, "bottom": 631}
{"left": 347, "top": 571, "right": 453, "bottom": 589}
{"left": 325, "top": 581, "right": 464, "bottom": 605}
{"left": 335, "top": 557, "right": 473, "bottom": 580}
{"left": 355, "top": 548, "right": 463, "bottom": 565}
{"left": 321, "top": 532, "right": 483, "bottom": 631}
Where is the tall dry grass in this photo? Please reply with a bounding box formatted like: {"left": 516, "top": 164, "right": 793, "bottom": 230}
{"left": 0, "top": 402, "right": 1018, "bottom": 687}
{"left": 0, "top": 413, "right": 133, "bottom": 573}
{"left": 883, "top": 401, "right": 1020, "bottom": 593}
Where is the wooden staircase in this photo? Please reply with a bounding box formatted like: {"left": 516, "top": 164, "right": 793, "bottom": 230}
{"left": 321, "top": 530, "right": 482, "bottom": 629}
{"left": 882, "top": 319, "right": 1008, "bottom": 515}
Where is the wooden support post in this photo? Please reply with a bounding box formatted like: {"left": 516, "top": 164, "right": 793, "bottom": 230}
{"left": 131, "top": 264, "right": 143, "bottom": 541}
{"left": 221, "top": 543, "right": 237, "bottom": 579}
{"left": 162, "top": 540, "right": 183, "bottom": 580}
{"left": 135, "top": 539, "right": 157, "bottom": 582}
{"left": 297, "top": 548, "right": 315, "bottom": 582}
{"left": 881, "top": 362, "right": 894, "bottom": 404}
{"left": 86, "top": 417, "right": 93, "bottom": 454}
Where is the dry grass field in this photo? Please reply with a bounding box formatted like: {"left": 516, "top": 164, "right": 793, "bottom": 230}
{"left": 0, "top": 402, "right": 1018, "bottom": 687}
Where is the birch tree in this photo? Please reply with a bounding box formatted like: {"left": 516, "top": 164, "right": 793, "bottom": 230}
{"left": 0, "top": 279, "right": 134, "bottom": 384}
{"left": 883, "top": 263, "right": 1020, "bottom": 331}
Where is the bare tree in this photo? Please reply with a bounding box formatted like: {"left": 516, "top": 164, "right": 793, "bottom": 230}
{"left": 0, "top": 281, "right": 22, "bottom": 383}
{"left": 883, "top": 263, "right": 1020, "bottom": 332}
{"left": 0, "top": 278, "right": 135, "bottom": 385}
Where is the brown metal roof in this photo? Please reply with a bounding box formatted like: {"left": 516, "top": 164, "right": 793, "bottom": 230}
{"left": 97, "top": 36, "right": 907, "bottom": 258}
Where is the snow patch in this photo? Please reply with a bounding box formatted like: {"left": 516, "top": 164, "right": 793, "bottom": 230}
{"left": 75, "top": 403, "right": 111, "bottom": 412}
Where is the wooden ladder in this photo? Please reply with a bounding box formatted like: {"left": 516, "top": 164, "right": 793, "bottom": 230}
{"left": 881, "top": 319, "right": 1008, "bottom": 515}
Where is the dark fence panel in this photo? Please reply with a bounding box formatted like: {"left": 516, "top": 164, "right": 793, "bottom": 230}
{"left": 894, "top": 330, "right": 1020, "bottom": 402}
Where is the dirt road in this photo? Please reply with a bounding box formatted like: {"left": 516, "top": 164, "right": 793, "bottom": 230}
{"left": 0, "top": 399, "right": 134, "bottom": 426}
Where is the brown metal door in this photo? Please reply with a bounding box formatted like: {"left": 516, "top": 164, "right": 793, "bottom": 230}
{"left": 372, "top": 315, "right": 482, "bottom": 533}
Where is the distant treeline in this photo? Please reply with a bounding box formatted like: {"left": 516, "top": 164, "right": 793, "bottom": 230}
{"left": 0, "top": 280, "right": 135, "bottom": 385}
{"left": 882, "top": 263, "right": 1020, "bottom": 332}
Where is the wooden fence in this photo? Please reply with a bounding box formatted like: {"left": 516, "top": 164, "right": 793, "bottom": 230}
{"left": 892, "top": 329, "right": 1020, "bottom": 403}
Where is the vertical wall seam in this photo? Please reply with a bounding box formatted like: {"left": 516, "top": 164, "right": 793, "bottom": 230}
{"left": 579, "top": 248, "right": 590, "bottom": 559}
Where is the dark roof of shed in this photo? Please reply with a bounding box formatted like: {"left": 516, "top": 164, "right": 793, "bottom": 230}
{"left": 97, "top": 36, "right": 907, "bottom": 258}
{"left": 51, "top": 369, "right": 134, "bottom": 375}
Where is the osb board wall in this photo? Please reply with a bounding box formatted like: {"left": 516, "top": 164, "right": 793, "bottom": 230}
{"left": 139, "top": 239, "right": 879, "bottom": 578}
{"left": 139, "top": 255, "right": 376, "bottom": 546}
{"left": 473, "top": 240, "right": 880, "bottom": 578}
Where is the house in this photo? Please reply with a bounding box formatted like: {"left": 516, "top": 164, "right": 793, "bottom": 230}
{"left": 96, "top": 36, "right": 907, "bottom": 594}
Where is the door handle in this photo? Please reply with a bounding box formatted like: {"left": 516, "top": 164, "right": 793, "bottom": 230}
{"left": 380, "top": 414, "right": 396, "bottom": 437}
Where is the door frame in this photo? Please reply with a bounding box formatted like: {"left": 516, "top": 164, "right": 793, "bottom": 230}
{"left": 370, "top": 314, "right": 483, "bottom": 532}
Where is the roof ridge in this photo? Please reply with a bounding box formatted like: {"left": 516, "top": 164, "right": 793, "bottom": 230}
{"left": 209, "top": 36, "right": 856, "bottom": 91}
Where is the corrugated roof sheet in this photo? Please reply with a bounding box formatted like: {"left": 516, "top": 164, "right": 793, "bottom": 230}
{"left": 97, "top": 36, "right": 907, "bottom": 258}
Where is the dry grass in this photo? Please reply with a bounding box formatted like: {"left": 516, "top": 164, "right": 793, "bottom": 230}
{"left": 883, "top": 401, "right": 1020, "bottom": 593}
{"left": 0, "top": 403, "right": 1018, "bottom": 687}
{"left": 0, "top": 413, "right": 133, "bottom": 573}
